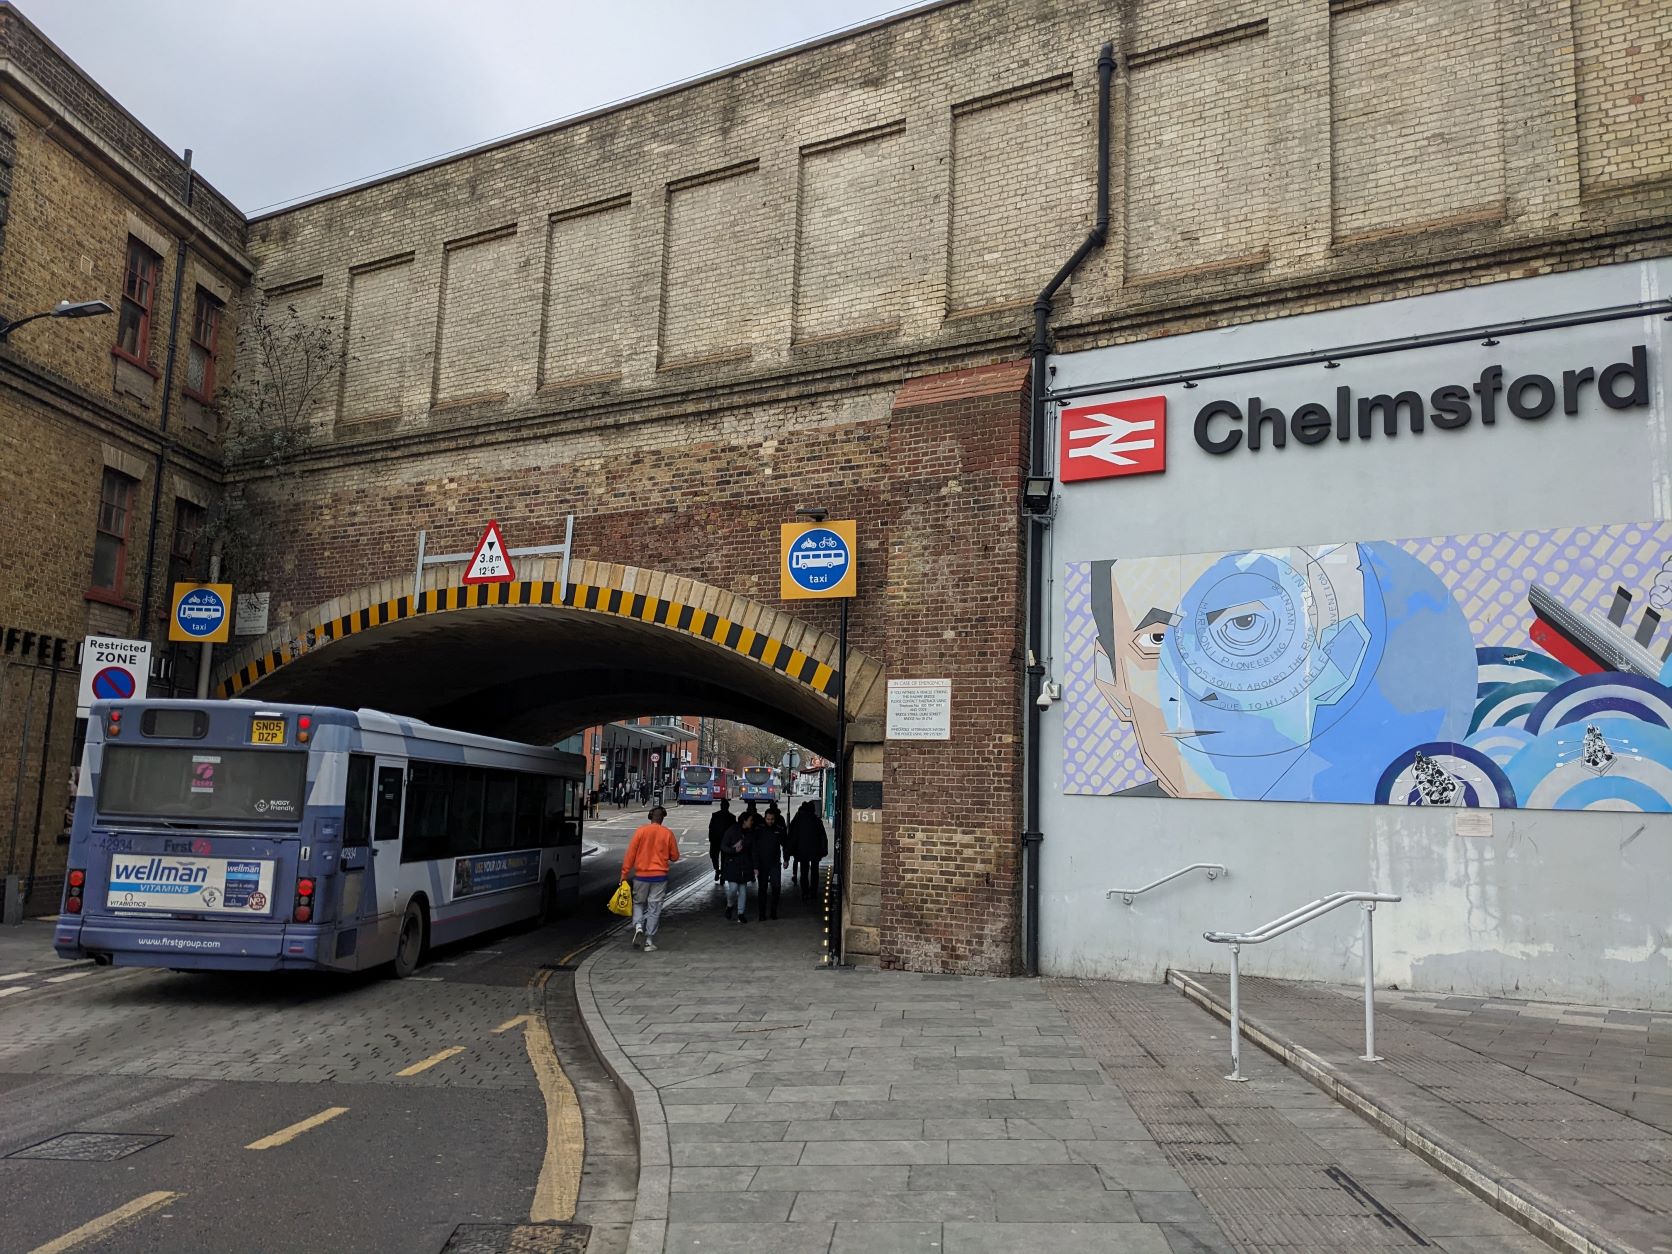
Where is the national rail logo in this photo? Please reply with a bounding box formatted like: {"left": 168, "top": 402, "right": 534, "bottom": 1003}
{"left": 1058, "top": 395, "right": 1166, "bottom": 482}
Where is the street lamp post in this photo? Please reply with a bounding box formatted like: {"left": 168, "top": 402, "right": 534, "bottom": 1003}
{"left": 0, "top": 299, "right": 114, "bottom": 342}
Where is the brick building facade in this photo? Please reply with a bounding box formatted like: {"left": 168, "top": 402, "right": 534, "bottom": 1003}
{"left": 1, "top": 0, "right": 1667, "bottom": 968}
{"left": 0, "top": 7, "right": 249, "bottom": 914}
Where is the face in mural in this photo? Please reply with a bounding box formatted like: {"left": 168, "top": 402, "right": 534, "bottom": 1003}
{"left": 1159, "top": 545, "right": 1374, "bottom": 797}
{"left": 1088, "top": 555, "right": 1219, "bottom": 797}
{"left": 1085, "top": 542, "right": 1479, "bottom": 803}
{"left": 1162, "top": 543, "right": 1478, "bottom": 801}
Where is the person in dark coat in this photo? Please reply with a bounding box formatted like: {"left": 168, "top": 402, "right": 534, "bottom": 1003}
{"left": 754, "top": 807, "right": 787, "bottom": 920}
{"left": 720, "top": 811, "right": 757, "bottom": 923}
{"left": 789, "top": 802, "right": 829, "bottom": 902}
{"left": 706, "top": 800, "right": 733, "bottom": 884}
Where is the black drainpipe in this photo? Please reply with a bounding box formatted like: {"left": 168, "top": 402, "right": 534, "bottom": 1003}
{"left": 137, "top": 148, "right": 195, "bottom": 651}
{"left": 1023, "top": 44, "right": 1113, "bottom": 977}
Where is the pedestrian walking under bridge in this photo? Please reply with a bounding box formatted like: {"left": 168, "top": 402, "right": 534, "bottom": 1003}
{"left": 210, "top": 557, "right": 870, "bottom": 964}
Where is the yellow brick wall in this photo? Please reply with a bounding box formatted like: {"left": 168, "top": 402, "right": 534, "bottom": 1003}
{"left": 1574, "top": 0, "right": 1672, "bottom": 193}
{"left": 1330, "top": 0, "right": 1507, "bottom": 242}
{"left": 342, "top": 255, "right": 420, "bottom": 422}
{"left": 948, "top": 77, "right": 1091, "bottom": 314}
{"left": 241, "top": 0, "right": 1670, "bottom": 455}
{"left": 541, "top": 197, "right": 632, "bottom": 387}
{"left": 659, "top": 163, "right": 773, "bottom": 366}
{"left": 793, "top": 123, "right": 911, "bottom": 342}
{"left": 436, "top": 226, "right": 526, "bottom": 406}
{"left": 1124, "top": 28, "right": 1274, "bottom": 282}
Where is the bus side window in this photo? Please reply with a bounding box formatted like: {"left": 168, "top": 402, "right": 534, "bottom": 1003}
{"left": 402, "top": 762, "right": 450, "bottom": 861}
{"left": 374, "top": 765, "right": 403, "bottom": 842}
{"left": 482, "top": 771, "right": 516, "bottom": 853}
{"left": 542, "top": 781, "right": 565, "bottom": 848}
{"left": 559, "top": 780, "right": 580, "bottom": 847}
{"left": 452, "top": 767, "right": 484, "bottom": 855}
{"left": 515, "top": 776, "right": 545, "bottom": 849}
{"left": 344, "top": 755, "right": 374, "bottom": 848}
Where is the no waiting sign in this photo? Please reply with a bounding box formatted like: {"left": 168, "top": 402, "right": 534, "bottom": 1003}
{"left": 77, "top": 635, "right": 151, "bottom": 717}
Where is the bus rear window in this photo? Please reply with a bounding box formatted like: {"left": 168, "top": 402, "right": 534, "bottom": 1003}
{"left": 97, "top": 745, "right": 308, "bottom": 822}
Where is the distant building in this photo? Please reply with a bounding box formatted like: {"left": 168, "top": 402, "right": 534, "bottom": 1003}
{"left": 0, "top": 9, "right": 248, "bottom": 913}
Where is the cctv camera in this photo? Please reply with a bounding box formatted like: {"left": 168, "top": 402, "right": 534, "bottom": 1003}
{"left": 1036, "top": 689, "right": 1054, "bottom": 709}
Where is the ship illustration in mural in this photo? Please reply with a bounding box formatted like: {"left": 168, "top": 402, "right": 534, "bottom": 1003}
{"left": 1064, "top": 521, "right": 1672, "bottom": 812}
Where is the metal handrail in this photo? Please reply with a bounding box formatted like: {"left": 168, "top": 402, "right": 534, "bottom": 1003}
{"left": 1107, "top": 862, "right": 1226, "bottom": 905}
{"left": 1203, "top": 891, "right": 1401, "bottom": 1082}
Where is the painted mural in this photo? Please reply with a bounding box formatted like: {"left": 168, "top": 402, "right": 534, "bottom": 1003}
{"left": 1061, "top": 521, "right": 1672, "bottom": 811}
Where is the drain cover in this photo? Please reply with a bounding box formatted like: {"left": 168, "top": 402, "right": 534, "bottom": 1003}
{"left": 440, "top": 1223, "right": 590, "bottom": 1253}
{"left": 8, "top": 1132, "right": 169, "bottom": 1161}
{"left": 540, "top": 962, "right": 577, "bottom": 972}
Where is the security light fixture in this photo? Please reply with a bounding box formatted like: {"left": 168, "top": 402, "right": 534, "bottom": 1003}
{"left": 795, "top": 507, "right": 828, "bottom": 522}
{"left": 0, "top": 298, "right": 114, "bottom": 341}
{"left": 1022, "top": 476, "right": 1055, "bottom": 515}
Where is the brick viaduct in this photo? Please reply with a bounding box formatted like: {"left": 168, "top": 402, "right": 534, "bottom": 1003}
{"left": 208, "top": 0, "right": 1670, "bottom": 972}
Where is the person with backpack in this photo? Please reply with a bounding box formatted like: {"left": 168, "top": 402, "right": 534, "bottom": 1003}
{"left": 706, "top": 799, "right": 733, "bottom": 884}
{"left": 789, "top": 801, "right": 829, "bottom": 902}
{"left": 720, "top": 810, "right": 758, "bottom": 924}
{"left": 755, "top": 805, "right": 787, "bottom": 921}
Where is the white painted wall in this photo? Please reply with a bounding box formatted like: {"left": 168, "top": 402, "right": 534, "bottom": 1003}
{"left": 1040, "top": 259, "right": 1672, "bottom": 1007}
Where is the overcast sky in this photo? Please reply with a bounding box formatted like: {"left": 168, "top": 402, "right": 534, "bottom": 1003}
{"left": 28, "top": 0, "right": 938, "bottom": 213}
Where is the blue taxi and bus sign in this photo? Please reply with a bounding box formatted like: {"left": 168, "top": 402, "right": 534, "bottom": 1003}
{"left": 780, "top": 520, "right": 857, "bottom": 600}
{"left": 170, "top": 582, "right": 233, "bottom": 643}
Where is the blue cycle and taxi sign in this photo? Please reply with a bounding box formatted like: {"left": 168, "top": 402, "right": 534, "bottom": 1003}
{"left": 169, "top": 582, "right": 233, "bottom": 644}
{"left": 779, "top": 520, "right": 857, "bottom": 600}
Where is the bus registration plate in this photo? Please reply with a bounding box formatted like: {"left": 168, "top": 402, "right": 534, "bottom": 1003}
{"left": 249, "top": 718, "right": 286, "bottom": 745}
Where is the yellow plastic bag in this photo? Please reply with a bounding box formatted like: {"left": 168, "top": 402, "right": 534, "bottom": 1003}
{"left": 607, "top": 880, "right": 634, "bottom": 917}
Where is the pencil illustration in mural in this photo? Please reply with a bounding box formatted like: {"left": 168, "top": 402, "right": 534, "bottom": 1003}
{"left": 1062, "top": 521, "right": 1672, "bottom": 812}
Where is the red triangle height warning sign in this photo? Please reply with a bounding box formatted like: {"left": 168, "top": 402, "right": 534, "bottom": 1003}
{"left": 461, "top": 520, "right": 516, "bottom": 584}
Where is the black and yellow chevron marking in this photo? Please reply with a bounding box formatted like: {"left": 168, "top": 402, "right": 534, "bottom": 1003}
{"left": 218, "top": 580, "right": 836, "bottom": 700}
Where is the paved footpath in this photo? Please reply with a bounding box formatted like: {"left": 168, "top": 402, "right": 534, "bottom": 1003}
{"left": 575, "top": 885, "right": 1545, "bottom": 1254}
{"left": 1173, "top": 971, "right": 1672, "bottom": 1254}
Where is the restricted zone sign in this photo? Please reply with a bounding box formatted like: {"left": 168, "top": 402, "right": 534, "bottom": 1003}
{"left": 77, "top": 635, "right": 151, "bottom": 717}
{"left": 779, "top": 520, "right": 857, "bottom": 600}
{"left": 170, "top": 582, "right": 233, "bottom": 643}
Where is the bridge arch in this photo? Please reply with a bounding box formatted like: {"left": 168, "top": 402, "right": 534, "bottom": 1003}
{"left": 213, "top": 556, "right": 885, "bottom": 751}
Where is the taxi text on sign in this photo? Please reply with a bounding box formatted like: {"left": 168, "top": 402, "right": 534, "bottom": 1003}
{"left": 169, "top": 582, "right": 233, "bottom": 644}
{"left": 779, "top": 520, "right": 857, "bottom": 600}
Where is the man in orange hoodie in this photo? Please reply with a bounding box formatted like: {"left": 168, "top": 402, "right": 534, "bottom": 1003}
{"left": 622, "top": 806, "right": 680, "bottom": 952}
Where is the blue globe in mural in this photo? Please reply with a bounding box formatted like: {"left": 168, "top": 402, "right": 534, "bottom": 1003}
{"left": 1159, "top": 542, "right": 1478, "bottom": 802}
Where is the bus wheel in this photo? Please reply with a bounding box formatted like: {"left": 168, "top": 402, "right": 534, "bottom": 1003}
{"left": 393, "top": 901, "right": 426, "bottom": 978}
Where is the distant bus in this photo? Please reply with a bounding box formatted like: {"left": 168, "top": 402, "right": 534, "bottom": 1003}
{"left": 55, "top": 700, "right": 584, "bottom": 977}
{"left": 676, "top": 765, "right": 731, "bottom": 804}
{"left": 738, "top": 766, "right": 779, "bottom": 804}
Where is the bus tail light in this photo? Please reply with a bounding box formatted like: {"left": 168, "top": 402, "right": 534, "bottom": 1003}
{"left": 65, "top": 870, "right": 85, "bottom": 913}
{"left": 298, "top": 716, "right": 312, "bottom": 744}
{"left": 293, "top": 876, "right": 315, "bottom": 923}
